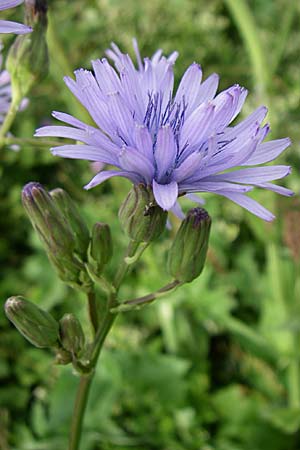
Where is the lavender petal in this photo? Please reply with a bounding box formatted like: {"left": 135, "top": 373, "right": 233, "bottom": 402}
{"left": 153, "top": 180, "right": 178, "bottom": 210}
{"left": 84, "top": 170, "right": 141, "bottom": 190}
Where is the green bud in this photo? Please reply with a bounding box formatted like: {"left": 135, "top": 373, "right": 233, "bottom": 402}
{"left": 6, "top": 0, "right": 48, "bottom": 99}
{"left": 22, "top": 183, "right": 74, "bottom": 250}
{"left": 50, "top": 188, "right": 90, "bottom": 261}
{"left": 59, "top": 314, "right": 85, "bottom": 356}
{"left": 119, "top": 184, "right": 167, "bottom": 243}
{"left": 89, "top": 222, "right": 113, "bottom": 274}
{"left": 167, "top": 208, "right": 211, "bottom": 283}
{"left": 22, "top": 182, "right": 76, "bottom": 251}
{"left": 22, "top": 182, "right": 92, "bottom": 291}
{"left": 5, "top": 296, "right": 59, "bottom": 348}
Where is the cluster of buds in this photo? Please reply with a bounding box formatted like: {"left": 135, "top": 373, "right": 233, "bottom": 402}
{"left": 119, "top": 184, "right": 211, "bottom": 283}
{"left": 6, "top": 182, "right": 211, "bottom": 362}
{"left": 5, "top": 296, "right": 86, "bottom": 366}
{"left": 22, "top": 182, "right": 115, "bottom": 291}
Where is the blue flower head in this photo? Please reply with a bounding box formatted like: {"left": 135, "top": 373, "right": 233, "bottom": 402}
{"left": 36, "top": 39, "right": 293, "bottom": 221}
{"left": 0, "top": 0, "right": 32, "bottom": 34}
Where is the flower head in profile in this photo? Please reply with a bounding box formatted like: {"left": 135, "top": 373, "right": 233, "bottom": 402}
{"left": 0, "top": 0, "right": 32, "bottom": 34}
{"left": 36, "top": 39, "right": 293, "bottom": 221}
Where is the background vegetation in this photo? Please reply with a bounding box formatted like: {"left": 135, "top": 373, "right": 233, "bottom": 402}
{"left": 1, "top": 0, "right": 300, "bottom": 449}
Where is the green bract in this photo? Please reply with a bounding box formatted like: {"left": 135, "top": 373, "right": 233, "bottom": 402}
{"left": 59, "top": 314, "right": 85, "bottom": 356}
{"left": 50, "top": 188, "right": 90, "bottom": 261}
{"left": 119, "top": 184, "right": 167, "bottom": 243}
{"left": 90, "top": 222, "right": 113, "bottom": 275}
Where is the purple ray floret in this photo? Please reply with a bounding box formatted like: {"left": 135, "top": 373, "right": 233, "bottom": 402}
{"left": 0, "top": 0, "right": 32, "bottom": 34}
{"left": 35, "top": 39, "right": 293, "bottom": 221}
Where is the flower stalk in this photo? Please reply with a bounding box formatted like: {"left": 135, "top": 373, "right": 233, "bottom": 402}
{"left": 68, "top": 238, "right": 145, "bottom": 450}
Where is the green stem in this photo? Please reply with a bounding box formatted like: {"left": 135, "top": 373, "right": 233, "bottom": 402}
{"left": 0, "top": 136, "right": 64, "bottom": 148}
{"left": 68, "top": 375, "right": 93, "bottom": 450}
{"left": 0, "top": 93, "right": 22, "bottom": 144}
{"left": 113, "top": 240, "right": 139, "bottom": 290}
{"left": 124, "top": 242, "right": 149, "bottom": 264}
{"left": 111, "top": 280, "right": 181, "bottom": 312}
{"left": 68, "top": 240, "right": 141, "bottom": 450}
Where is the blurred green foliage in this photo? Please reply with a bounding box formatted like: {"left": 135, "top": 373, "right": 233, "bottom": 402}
{"left": 1, "top": 0, "right": 300, "bottom": 449}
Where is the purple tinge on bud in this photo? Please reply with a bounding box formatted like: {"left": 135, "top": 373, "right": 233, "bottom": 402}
{"left": 36, "top": 39, "right": 293, "bottom": 222}
{"left": 187, "top": 207, "right": 210, "bottom": 227}
{"left": 167, "top": 207, "right": 211, "bottom": 283}
{"left": 0, "top": 0, "right": 32, "bottom": 34}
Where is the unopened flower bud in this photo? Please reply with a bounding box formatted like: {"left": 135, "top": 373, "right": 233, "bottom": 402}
{"left": 119, "top": 184, "right": 167, "bottom": 242}
{"left": 6, "top": 0, "right": 48, "bottom": 99}
{"left": 22, "top": 182, "right": 92, "bottom": 291}
{"left": 50, "top": 188, "right": 90, "bottom": 261}
{"left": 167, "top": 208, "right": 211, "bottom": 283}
{"left": 5, "top": 296, "right": 59, "bottom": 348}
{"left": 22, "top": 182, "right": 74, "bottom": 250}
{"left": 59, "top": 314, "right": 85, "bottom": 356}
{"left": 89, "top": 222, "right": 112, "bottom": 275}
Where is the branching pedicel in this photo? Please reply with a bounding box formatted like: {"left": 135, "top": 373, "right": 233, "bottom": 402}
{"left": 5, "top": 181, "right": 211, "bottom": 450}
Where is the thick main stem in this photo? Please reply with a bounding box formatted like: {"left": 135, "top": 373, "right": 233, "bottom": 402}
{"left": 68, "top": 375, "right": 93, "bottom": 450}
{"left": 68, "top": 298, "right": 116, "bottom": 450}
{"left": 68, "top": 240, "right": 139, "bottom": 450}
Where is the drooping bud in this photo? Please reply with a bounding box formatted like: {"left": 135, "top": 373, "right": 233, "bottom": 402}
{"left": 119, "top": 184, "right": 167, "bottom": 242}
{"left": 5, "top": 296, "right": 59, "bottom": 348}
{"left": 22, "top": 182, "right": 92, "bottom": 291}
{"left": 6, "top": 0, "right": 48, "bottom": 99}
{"left": 59, "top": 314, "right": 85, "bottom": 356}
{"left": 167, "top": 208, "right": 211, "bottom": 283}
{"left": 89, "top": 222, "right": 113, "bottom": 275}
{"left": 50, "top": 188, "right": 90, "bottom": 261}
